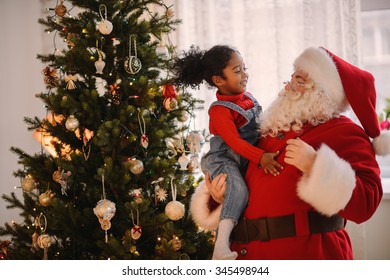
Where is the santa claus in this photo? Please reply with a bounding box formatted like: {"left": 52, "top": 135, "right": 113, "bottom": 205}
{"left": 190, "top": 46, "right": 390, "bottom": 259}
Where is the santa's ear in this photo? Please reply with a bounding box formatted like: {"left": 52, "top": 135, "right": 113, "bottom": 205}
{"left": 212, "top": 75, "right": 223, "bottom": 86}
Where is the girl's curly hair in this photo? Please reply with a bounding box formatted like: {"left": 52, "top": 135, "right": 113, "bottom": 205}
{"left": 172, "top": 44, "right": 238, "bottom": 89}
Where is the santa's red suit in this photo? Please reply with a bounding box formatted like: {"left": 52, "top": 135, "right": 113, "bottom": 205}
{"left": 190, "top": 47, "right": 390, "bottom": 260}
{"left": 232, "top": 116, "right": 381, "bottom": 259}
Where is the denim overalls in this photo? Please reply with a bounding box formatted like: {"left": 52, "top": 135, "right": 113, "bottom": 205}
{"left": 201, "top": 92, "right": 262, "bottom": 223}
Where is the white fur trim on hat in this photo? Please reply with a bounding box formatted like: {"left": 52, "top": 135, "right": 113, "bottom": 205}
{"left": 373, "top": 130, "right": 390, "bottom": 156}
{"left": 190, "top": 182, "right": 221, "bottom": 231}
{"left": 297, "top": 144, "right": 356, "bottom": 216}
{"left": 294, "top": 47, "right": 347, "bottom": 112}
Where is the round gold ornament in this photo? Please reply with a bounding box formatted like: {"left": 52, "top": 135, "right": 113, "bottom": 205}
{"left": 55, "top": 4, "right": 67, "bottom": 17}
{"left": 163, "top": 97, "right": 177, "bottom": 111}
{"left": 39, "top": 190, "right": 55, "bottom": 207}
{"left": 21, "top": 175, "right": 36, "bottom": 192}
{"left": 37, "top": 234, "right": 52, "bottom": 249}
{"left": 128, "top": 158, "right": 144, "bottom": 174}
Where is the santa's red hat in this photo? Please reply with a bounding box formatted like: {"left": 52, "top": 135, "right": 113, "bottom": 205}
{"left": 293, "top": 46, "right": 390, "bottom": 156}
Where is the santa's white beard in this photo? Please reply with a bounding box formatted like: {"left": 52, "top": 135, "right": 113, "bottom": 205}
{"left": 259, "top": 87, "right": 341, "bottom": 138}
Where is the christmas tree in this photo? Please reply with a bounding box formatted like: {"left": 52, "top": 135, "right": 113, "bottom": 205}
{"left": 0, "top": 0, "right": 213, "bottom": 260}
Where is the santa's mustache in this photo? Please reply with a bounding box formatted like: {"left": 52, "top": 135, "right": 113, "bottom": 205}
{"left": 259, "top": 87, "right": 339, "bottom": 138}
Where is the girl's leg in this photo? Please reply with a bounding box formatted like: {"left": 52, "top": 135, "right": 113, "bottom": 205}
{"left": 212, "top": 218, "right": 238, "bottom": 260}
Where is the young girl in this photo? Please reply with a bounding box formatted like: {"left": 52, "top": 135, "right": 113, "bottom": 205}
{"left": 172, "top": 45, "right": 282, "bottom": 260}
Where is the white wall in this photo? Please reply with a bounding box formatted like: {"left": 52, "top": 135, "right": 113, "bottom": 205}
{"left": 0, "top": 0, "right": 44, "bottom": 227}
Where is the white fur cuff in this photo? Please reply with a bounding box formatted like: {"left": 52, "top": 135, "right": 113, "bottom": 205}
{"left": 297, "top": 144, "right": 356, "bottom": 216}
{"left": 190, "top": 182, "right": 221, "bottom": 231}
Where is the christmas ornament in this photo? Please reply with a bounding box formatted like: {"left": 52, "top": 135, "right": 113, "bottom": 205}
{"left": 93, "top": 174, "right": 116, "bottom": 242}
{"left": 130, "top": 209, "right": 142, "bottom": 240}
{"left": 0, "top": 240, "right": 10, "bottom": 259}
{"left": 178, "top": 152, "right": 190, "bottom": 170}
{"left": 94, "top": 49, "right": 105, "bottom": 74}
{"left": 138, "top": 109, "right": 149, "bottom": 149}
{"left": 109, "top": 82, "right": 121, "bottom": 105}
{"left": 128, "top": 157, "right": 144, "bottom": 174}
{"left": 178, "top": 110, "right": 190, "bottom": 122}
{"left": 163, "top": 97, "right": 178, "bottom": 111}
{"left": 55, "top": 0, "right": 67, "bottom": 17}
{"left": 162, "top": 84, "right": 178, "bottom": 111}
{"left": 21, "top": 175, "right": 36, "bottom": 192}
{"left": 37, "top": 234, "right": 51, "bottom": 259}
{"left": 165, "top": 178, "right": 185, "bottom": 221}
{"left": 42, "top": 66, "right": 58, "bottom": 88}
{"left": 65, "top": 115, "right": 79, "bottom": 131}
{"left": 64, "top": 73, "right": 78, "bottom": 90}
{"left": 36, "top": 213, "right": 51, "bottom": 260}
{"left": 38, "top": 190, "right": 55, "bottom": 207}
{"left": 97, "top": 4, "right": 113, "bottom": 35}
{"left": 130, "top": 188, "right": 143, "bottom": 204}
{"left": 124, "top": 35, "right": 142, "bottom": 74}
{"left": 170, "top": 235, "right": 182, "bottom": 251}
{"left": 186, "top": 131, "right": 205, "bottom": 154}
{"left": 156, "top": 42, "right": 169, "bottom": 58}
{"left": 52, "top": 168, "right": 71, "bottom": 195}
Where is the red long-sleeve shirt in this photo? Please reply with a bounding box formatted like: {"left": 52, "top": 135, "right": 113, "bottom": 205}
{"left": 208, "top": 92, "right": 265, "bottom": 164}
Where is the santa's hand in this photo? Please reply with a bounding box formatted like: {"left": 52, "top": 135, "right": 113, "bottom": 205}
{"left": 205, "top": 173, "right": 226, "bottom": 204}
{"left": 284, "top": 138, "right": 316, "bottom": 174}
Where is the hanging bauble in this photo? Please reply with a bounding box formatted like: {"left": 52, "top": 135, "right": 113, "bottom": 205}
{"left": 163, "top": 97, "right": 178, "bottom": 111}
{"left": 98, "top": 5, "right": 113, "bottom": 35}
{"left": 21, "top": 175, "right": 36, "bottom": 192}
{"left": 128, "top": 158, "right": 144, "bottom": 174}
{"left": 124, "top": 56, "right": 142, "bottom": 74}
{"left": 55, "top": 1, "right": 67, "bottom": 17}
{"left": 130, "top": 225, "right": 142, "bottom": 240}
{"left": 165, "top": 178, "right": 185, "bottom": 221}
{"left": 124, "top": 35, "right": 142, "bottom": 74}
{"left": 95, "top": 56, "right": 105, "bottom": 74}
{"left": 178, "top": 111, "right": 190, "bottom": 122}
{"left": 186, "top": 131, "right": 205, "bottom": 154}
{"left": 156, "top": 43, "right": 169, "bottom": 58}
{"left": 65, "top": 115, "right": 79, "bottom": 131}
{"left": 165, "top": 200, "right": 185, "bottom": 221}
{"left": 98, "top": 20, "right": 113, "bottom": 35}
{"left": 93, "top": 199, "right": 116, "bottom": 231}
{"left": 38, "top": 190, "right": 55, "bottom": 207}
{"left": 178, "top": 152, "right": 190, "bottom": 170}
{"left": 37, "top": 234, "right": 52, "bottom": 250}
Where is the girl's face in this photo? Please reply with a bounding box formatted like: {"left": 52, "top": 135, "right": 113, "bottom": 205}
{"left": 214, "top": 52, "right": 248, "bottom": 95}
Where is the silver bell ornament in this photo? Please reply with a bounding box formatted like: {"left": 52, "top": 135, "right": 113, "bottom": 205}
{"left": 65, "top": 115, "right": 79, "bottom": 131}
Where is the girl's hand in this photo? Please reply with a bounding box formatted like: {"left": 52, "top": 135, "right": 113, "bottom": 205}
{"left": 205, "top": 173, "right": 226, "bottom": 204}
{"left": 284, "top": 138, "right": 316, "bottom": 174}
{"left": 260, "top": 151, "right": 284, "bottom": 176}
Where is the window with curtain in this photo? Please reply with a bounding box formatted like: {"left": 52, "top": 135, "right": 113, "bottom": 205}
{"left": 170, "top": 0, "right": 360, "bottom": 135}
{"left": 361, "top": 7, "right": 390, "bottom": 177}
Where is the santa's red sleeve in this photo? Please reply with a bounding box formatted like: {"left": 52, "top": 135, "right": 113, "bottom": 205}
{"left": 296, "top": 121, "right": 382, "bottom": 223}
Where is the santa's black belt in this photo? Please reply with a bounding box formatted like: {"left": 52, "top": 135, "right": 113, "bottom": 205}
{"left": 232, "top": 211, "right": 345, "bottom": 243}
